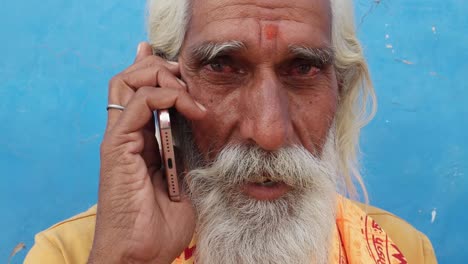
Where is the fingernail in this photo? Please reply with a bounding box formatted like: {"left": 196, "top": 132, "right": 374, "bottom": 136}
{"left": 195, "top": 101, "right": 206, "bottom": 112}
{"left": 137, "top": 43, "right": 142, "bottom": 55}
{"left": 167, "top": 61, "right": 179, "bottom": 65}
{"left": 176, "top": 78, "right": 187, "bottom": 87}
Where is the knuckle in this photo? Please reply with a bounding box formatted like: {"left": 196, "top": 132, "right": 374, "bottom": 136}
{"left": 158, "top": 68, "right": 184, "bottom": 90}
{"left": 141, "top": 56, "right": 165, "bottom": 69}
{"left": 120, "top": 73, "right": 135, "bottom": 88}
{"left": 158, "top": 67, "right": 171, "bottom": 78}
{"left": 134, "top": 86, "right": 153, "bottom": 99}
{"left": 108, "top": 75, "right": 122, "bottom": 88}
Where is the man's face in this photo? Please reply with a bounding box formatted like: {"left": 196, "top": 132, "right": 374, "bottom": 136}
{"left": 180, "top": 0, "right": 338, "bottom": 161}
{"left": 177, "top": 1, "right": 339, "bottom": 262}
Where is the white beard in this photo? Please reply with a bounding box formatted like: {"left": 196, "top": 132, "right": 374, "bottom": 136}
{"left": 183, "top": 132, "right": 339, "bottom": 264}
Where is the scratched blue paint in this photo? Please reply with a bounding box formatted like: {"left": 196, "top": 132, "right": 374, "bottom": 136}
{"left": 0, "top": 0, "right": 465, "bottom": 263}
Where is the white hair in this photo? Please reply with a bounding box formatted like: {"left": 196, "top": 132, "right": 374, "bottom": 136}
{"left": 146, "top": 0, "right": 190, "bottom": 59}
{"left": 146, "top": 0, "right": 376, "bottom": 200}
{"left": 185, "top": 133, "right": 338, "bottom": 264}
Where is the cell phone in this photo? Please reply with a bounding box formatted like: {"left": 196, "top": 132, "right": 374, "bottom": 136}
{"left": 157, "top": 109, "right": 181, "bottom": 202}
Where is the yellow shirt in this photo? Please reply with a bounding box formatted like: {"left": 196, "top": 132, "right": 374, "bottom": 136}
{"left": 24, "top": 197, "right": 437, "bottom": 264}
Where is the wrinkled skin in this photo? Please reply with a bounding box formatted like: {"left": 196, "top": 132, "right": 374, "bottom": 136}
{"left": 88, "top": 0, "right": 338, "bottom": 263}
{"left": 182, "top": 0, "right": 338, "bottom": 159}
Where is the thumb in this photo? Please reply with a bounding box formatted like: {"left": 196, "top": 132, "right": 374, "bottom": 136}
{"left": 134, "top": 42, "right": 153, "bottom": 63}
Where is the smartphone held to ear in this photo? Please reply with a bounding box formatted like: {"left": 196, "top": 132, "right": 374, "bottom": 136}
{"left": 157, "top": 109, "right": 181, "bottom": 202}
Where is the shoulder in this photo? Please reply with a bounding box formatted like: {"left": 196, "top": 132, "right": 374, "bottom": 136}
{"left": 352, "top": 200, "right": 438, "bottom": 264}
{"left": 24, "top": 205, "right": 97, "bottom": 264}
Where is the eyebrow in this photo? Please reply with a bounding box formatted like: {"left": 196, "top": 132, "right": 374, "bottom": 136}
{"left": 189, "top": 40, "right": 246, "bottom": 63}
{"left": 288, "top": 45, "right": 335, "bottom": 65}
{"left": 187, "top": 41, "right": 335, "bottom": 67}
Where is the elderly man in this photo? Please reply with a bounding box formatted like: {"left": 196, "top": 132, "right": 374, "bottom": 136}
{"left": 25, "top": 0, "right": 437, "bottom": 263}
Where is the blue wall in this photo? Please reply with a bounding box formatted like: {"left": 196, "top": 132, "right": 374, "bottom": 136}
{"left": 0, "top": 0, "right": 466, "bottom": 263}
{"left": 356, "top": 1, "right": 467, "bottom": 263}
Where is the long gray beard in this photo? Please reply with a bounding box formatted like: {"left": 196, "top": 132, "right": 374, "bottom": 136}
{"left": 173, "top": 116, "right": 339, "bottom": 264}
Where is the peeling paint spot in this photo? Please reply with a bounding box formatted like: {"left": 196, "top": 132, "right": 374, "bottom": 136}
{"left": 395, "top": 58, "right": 414, "bottom": 65}
{"left": 431, "top": 208, "right": 437, "bottom": 224}
{"left": 432, "top": 26, "right": 437, "bottom": 34}
{"left": 386, "top": 44, "right": 393, "bottom": 49}
{"left": 8, "top": 242, "right": 26, "bottom": 264}
{"left": 359, "top": 0, "right": 382, "bottom": 27}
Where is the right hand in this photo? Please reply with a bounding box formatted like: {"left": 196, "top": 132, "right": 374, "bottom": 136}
{"left": 88, "top": 42, "right": 206, "bottom": 264}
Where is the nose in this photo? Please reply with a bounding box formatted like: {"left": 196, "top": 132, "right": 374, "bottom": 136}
{"left": 239, "top": 72, "right": 292, "bottom": 151}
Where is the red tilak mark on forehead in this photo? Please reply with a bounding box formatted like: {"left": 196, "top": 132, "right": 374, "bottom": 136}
{"left": 264, "top": 24, "right": 278, "bottom": 40}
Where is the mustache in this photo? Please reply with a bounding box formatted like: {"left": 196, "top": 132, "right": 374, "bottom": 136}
{"left": 186, "top": 144, "right": 336, "bottom": 191}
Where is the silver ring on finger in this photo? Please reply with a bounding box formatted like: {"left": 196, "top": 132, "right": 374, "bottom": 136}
{"left": 106, "top": 104, "right": 125, "bottom": 111}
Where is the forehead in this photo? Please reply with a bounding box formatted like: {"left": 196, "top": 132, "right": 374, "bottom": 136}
{"left": 186, "top": 0, "right": 332, "bottom": 48}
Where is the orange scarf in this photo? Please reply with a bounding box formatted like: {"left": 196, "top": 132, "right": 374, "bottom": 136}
{"left": 173, "top": 196, "right": 407, "bottom": 264}
{"left": 331, "top": 195, "right": 407, "bottom": 263}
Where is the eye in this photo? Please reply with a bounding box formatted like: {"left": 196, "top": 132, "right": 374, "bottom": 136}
{"left": 288, "top": 60, "right": 321, "bottom": 77}
{"left": 203, "top": 56, "right": 241, "bottom": 74}
{"left": 208, "top": 62, "right": 234, "bottom": 73}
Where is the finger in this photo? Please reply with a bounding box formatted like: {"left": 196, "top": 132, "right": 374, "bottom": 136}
{"left": 108, "top": 65, "right": 187, "bottom": 108}
{"left": 106, "top": 67, "right": 187, "bottom": 131}
{"left": 106, "top": 107, "right": 127, "bottom": 133}
{"left": 112, "top": 86, "right": 206, "bottom": 136}
{"left": 121, "top": 66, "right": 187, "bottom": 93}
{"left": 141, "top": 113, "right": 160, "bottom": 174}
{"left": 134, "top": 42, "right": 153, "bottom": 63}
{"left": 106, "top": 75, "right": 132, "bottom": 132}
{"left": 124, "top": 55, "right": 180, "bottom": 75}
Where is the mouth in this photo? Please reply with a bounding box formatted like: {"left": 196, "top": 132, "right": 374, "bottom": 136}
{"left": 254, "top": 179, "right": 278, "bottom": 187}
{"left": 242, "top": 179, "right": 291, "bottom": 201}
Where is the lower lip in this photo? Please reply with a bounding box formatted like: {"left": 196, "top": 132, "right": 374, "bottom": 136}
{"left": 242, "top": 182, "right": 290, "bottom": 200}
